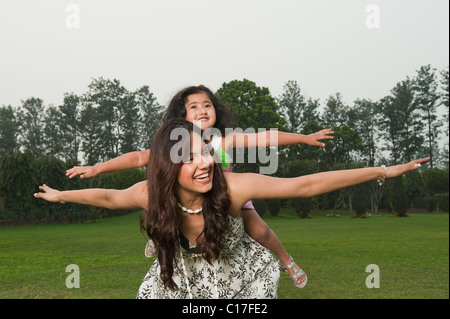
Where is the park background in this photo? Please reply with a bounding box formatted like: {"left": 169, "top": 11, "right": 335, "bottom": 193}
{"left": 0, "top": 0, "right": 448, "bottom": 299}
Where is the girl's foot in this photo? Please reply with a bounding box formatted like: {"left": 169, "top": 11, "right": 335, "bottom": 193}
{"left": 279, "top": 255, "right": 307, "bottom": 288}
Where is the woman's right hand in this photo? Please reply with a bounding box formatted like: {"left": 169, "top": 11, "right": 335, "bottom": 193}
{"left": 66, "top": 166, "right": 98, "bottom": 179}
{"left": 34, "top": 184, "right": 64, "bottom": 203}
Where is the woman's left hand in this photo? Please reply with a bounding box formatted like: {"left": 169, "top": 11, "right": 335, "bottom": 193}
{"left": 386, "top": 158, "right": 430, "bottom": 180}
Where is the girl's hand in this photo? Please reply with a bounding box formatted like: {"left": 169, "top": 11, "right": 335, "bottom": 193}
{"left": 305, "top": 129, "right": 334, "bottom": 147}
{"left": 34, "top": 184, "right": 65, "bottom": 203}
{"left": 386, "top": 158, "right": 430, "bottom": 180}
{"left": 66, "top": 166, "right": 98, "bottom": 179}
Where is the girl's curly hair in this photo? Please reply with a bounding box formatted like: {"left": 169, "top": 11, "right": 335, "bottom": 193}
{"left": 162, "top": 85, "right": 235, "bottom": 135}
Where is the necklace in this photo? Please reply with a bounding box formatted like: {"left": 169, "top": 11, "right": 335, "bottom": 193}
{"left": 177, "top": 202, "right": 202, "bottom": 214}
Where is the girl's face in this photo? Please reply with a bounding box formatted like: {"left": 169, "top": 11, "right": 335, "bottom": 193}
{"left": 176, "top": 132, "right": 215, "bottom": 196}
{"left": 184, "top": 92, "right": 217, "bottom": 130}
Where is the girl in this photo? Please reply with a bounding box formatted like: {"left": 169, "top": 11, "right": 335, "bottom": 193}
{"left": 66, "top": 85, "right": 334, "bottom": 288}
{"left": 36, "top": 119, "right": 429, "bottom": 298}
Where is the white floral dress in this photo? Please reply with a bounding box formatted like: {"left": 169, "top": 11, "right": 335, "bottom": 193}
{"left": 136, "top": 214, "right": 280, "bottom": 299}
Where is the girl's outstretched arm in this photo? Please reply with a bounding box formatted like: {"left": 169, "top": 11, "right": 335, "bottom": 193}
{"left": 34, "top": 181, "right": 148, "bottom": 210}
{"left": 66, "top": 150, "right": 151, "bottom": 179}
{"left": 226, "top": 158, "right": 429, "bottom": 216}
{"left": 223, "top": 129, "right": 333, "bottom": 151}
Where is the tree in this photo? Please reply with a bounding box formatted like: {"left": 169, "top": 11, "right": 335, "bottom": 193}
{"left": 352, "top": 183, "right": 370, "bottom": 217}
{"left": 0, "top": 105, "right": 19, "bottom": 159}
{"left": 277, "top": 80, "right": 306, "bottom": 133}
{"left": 391, "top": 78, "right": 424, "bottom": 163}
{"left": 84, "top": 77, "right": 128, "bottom": 161}
{"left": 413, "top": 65, "right": 441, "bottom": 168}
{"left": 378, "top": 79, "right": 424, "bottom": 165}
{"left": 135, "top": 85, "right": 161, "bottom": 149}
{"left": 321, "top": 92, "right": 349, "bottom": 129}
{"left": 291, "top": 120, "right": 327, "bottom": 161}
{"left": 377, "top": 95, "right": 402, "bottom": 164}
{"left": 421, "top": 168, "right": 449, "bottom": 196}
{"left": 119, "top": 92, "right": 140, "bottom": 155}
{"left": 277, "top": 80, "right": 321, "bottom": 136}
{"left": 303, "top": 98, "right": 321, "bottom": 126}
{"left": 439, "top": 67, "right": 449, "bottom": 168}
{"left": 390, "top": 176, "right": 409, "bottom": 217}
{"left": 216, "top": 79, "right": 287, "bottom": 131}
{"left": 404, "top": 170, "right": 425, "bottom": 209}
{"left": 216, "top": 79, "right": 287, "bottom": 173}
{"left": 331, "top": 162, "right": 364, "bottom": 216}
{"left": 322, "top": 94, "right": 362, "bottom": 153}
{"left": 351, "top": 99, "right": 379, "bottom": 167}
{"left": 320, "top": 125, "right": 363, "bottom": 171}
{"left": 440, "top": 67, "right": 449, "bottom": 126}
{"left": 58, "top": 93, "right": 82, "bottom": 162}
{"left": 17, "top": 98, "right": 46, "bottom": 157}
{"left": 42, "top": 105, "right": 62, "bottom": 158}
{"left": 79, "top": 102, "right": 102, "bottom": 165}
{"left": 319, "top": 93, "right": 363, "bottom": 171}
{"left": 366, "top": 179, "right": 387, "bottom": 216}
{"left": 286, "top": 158, "right": 318, "bottom": 218}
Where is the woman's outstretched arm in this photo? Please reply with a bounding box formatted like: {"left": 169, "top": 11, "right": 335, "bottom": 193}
{"left": 34, "top": 181, "right": 148, "bottom": 210}
{"left": 226, "top": 158, "right": 430, "bottom": 216}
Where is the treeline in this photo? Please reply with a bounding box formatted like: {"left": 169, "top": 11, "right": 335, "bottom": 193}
{"left": 0, "top": 78, "right": 161, "bottom": 165}
{"left": 0, "top": 64, "right": 449, "bottom": 223}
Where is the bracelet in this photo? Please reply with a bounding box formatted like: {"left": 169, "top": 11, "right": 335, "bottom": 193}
{"left": 377, "top": 165, "right": 387, "bottom": 186}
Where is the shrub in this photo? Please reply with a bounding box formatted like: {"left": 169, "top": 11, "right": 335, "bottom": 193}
{"left": 253, "top": 199, "right": 267, "bottom": 218}
{"left": 90, "top": 168, "right": 146, "bottom": 190}
{"left": 422, "top": 168, "right": 449, "bottom": 195}
{"left": 291, "top": 197, "right": 312, "bottom": 218}
{"left": 391, "top": 176, "right": 408, "bottom": 217}
{"left": 0, "top": 152, "right": 145, "bottom": 225}
{"left": 434, "top": 194, "right": 449, "bottom": 212}
{"left": 266, "top": 199, "right": 281, "bottom": 216}
{"left": 0, "top": 150, "right": 37, "bottom": 211}
{"left": 423, "top": 195, "right": 435, "bottom": 212}
{"left": 352, "top": 184, "right": 369, "bottom": 217}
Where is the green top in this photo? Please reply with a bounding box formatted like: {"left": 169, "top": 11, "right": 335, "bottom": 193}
{"left": 215, "top": 146, "right": 232, "bottom": 171}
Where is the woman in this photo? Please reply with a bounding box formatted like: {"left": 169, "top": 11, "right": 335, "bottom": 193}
{"left": 34, "top": 119, "right": 429, "bottom": 298}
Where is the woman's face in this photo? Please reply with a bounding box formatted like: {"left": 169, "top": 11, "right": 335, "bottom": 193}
{"left": 176, "top": 132, "right": 215, "bottom": 196}
{"left": 184, "top": 92, "right": 217, "bottom": 130}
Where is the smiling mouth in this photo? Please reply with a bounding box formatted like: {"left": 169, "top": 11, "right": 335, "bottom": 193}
{"left": 197, "top": 117, "right": 209, "bottom": 121}
{"left": 194, "top": 172, "right": 209, "bottom": 182}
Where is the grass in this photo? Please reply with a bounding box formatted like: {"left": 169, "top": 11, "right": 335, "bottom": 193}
{"left": 0, "top": 210, "right": 448, "bottom": 299}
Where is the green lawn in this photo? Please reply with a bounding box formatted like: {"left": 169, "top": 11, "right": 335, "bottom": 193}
{"left": 0, "top": 210, "right": 448, "bottom": 299}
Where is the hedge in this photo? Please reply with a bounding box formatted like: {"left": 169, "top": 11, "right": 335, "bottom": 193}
{"left": 434, "top": 194, "right": 449, "bottom": 212}
{"left": 0, "top": 150, "right": 146, "bottom": 225}
{"left": 266, "top": 199, "right": 281, "bottom": 216}
{"left": 253, "top": 199, "right": 267, "bottom": 218}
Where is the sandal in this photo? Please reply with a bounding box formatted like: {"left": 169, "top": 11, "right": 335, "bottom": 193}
{"left": 279, "top": 255, "right": 307, "bottom": 288}
{"left": 144, "top": 239, "right": 157, "bottom": 257}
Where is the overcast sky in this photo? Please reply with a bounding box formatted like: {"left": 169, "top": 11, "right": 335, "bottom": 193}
{"left": 0, "top": 0, "right": 448, "bottom": 110}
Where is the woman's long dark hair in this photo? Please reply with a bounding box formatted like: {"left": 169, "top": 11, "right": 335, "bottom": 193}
{"left": 140, "top": 119, "right": 231, "bottom": 291}
{"left": 162, "top": 85, "right": 235, "bottom": 135}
